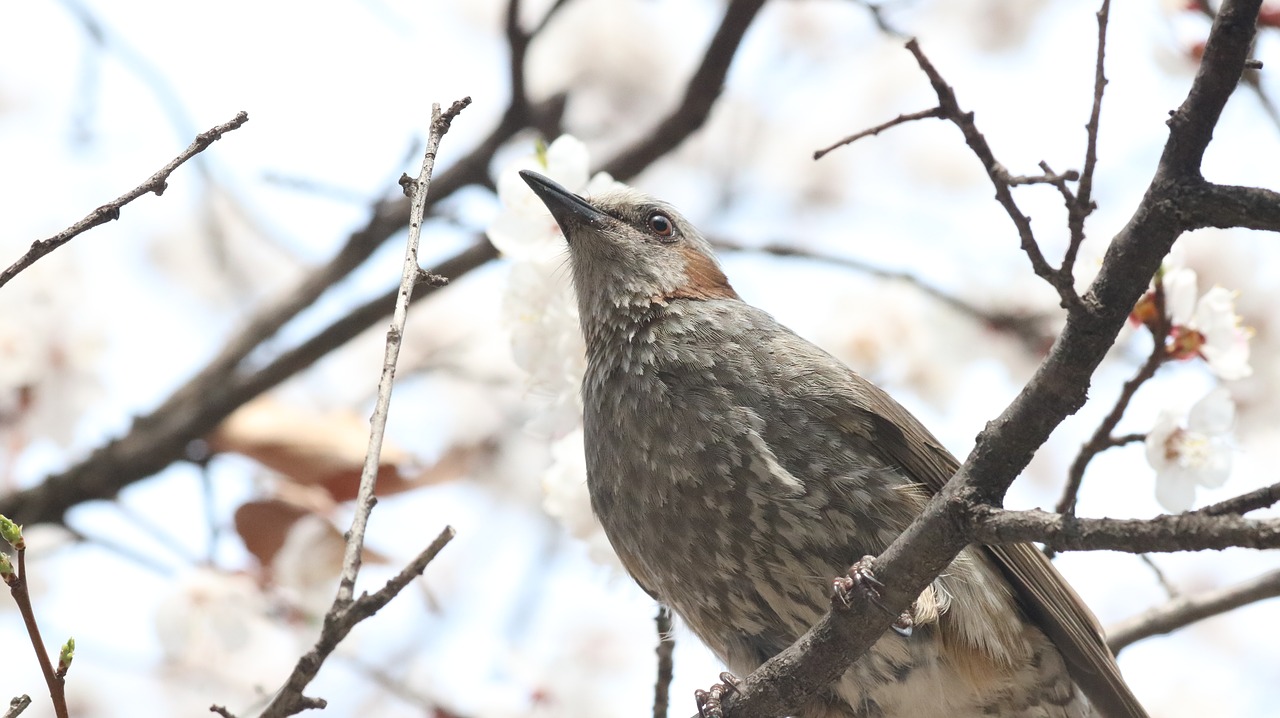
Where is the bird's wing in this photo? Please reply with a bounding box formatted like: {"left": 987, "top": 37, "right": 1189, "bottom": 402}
{"left": 850, "top": 374, "right": 1149, "bottom": 718}
{"left": 749, "top": 319, "right": 1146, "bottom": 718}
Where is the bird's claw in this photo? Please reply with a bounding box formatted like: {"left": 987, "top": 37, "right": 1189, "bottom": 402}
{"left": 695, "top": 672, "right": 741, "bottom": 718}
{"left": 833, "top": 556, "right": 916, "bottom": 637}
{"left": 833, "top": 555, "right": 888, "bottom": 611}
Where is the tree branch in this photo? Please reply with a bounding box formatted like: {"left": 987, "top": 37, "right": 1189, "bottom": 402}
{"left": 902, "top": 40, "right": 1084, "bottom": 311}
{"left": 4, "top": 696, "right": 32, "bottom": 718}
{"left": 599, "top": 0, "right": 767, "bottom": 179}
{"left": 812, "top": 107, "right": 944, "bottom": 160}
{"left": 1183, "top": 181, "right": 1280, "bottom": 232}
{"left": 717, "top": 2, "right": 1265, "bottom": 714}
{"left": 260, "top": 526, "right": 456, "bottom": 717}
{"left": 1057, "top": 337, "right": 1166, "bottom": 515}
{"left": 1195, "top": 480, "right": 1280, "bottom": 516}
{"left": 0, "top": 111, "right": 249, "bottom": 291}
{"left": 654, "top": 606, "right": 675, "bottom": 718}
{"left": 1108, "top": 568, "right": 1280, "bottom": 652}
{"left": 255, "top": 97, "right": 470, "bottom": 716}
{"left": 1061, "top": 0, "right": 1112, "bottom": 280}
{"left": 969, "top": 506, "right": 1280, "bottom": 552}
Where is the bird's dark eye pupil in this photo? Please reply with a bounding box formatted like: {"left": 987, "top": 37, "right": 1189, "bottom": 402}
{"left": 648, "top": 213, "right": 674, "bottom": 239}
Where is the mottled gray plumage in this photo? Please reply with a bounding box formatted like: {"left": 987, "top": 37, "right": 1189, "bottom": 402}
{"left": 519, "top": 170, "right": 1148, "bottom": 718}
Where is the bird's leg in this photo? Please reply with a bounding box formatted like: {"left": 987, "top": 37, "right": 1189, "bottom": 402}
{"left": 833, "top": 556, "right": 916, "bottom": 637}
{"left": 694, "top": 672, "right": 741, "bottom": 718}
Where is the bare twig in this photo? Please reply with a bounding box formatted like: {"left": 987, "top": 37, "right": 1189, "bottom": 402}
{"left": 0, "top": 111, "right": 248, "bottom": 291}
{"left": 997, "top": 165, "right": 1081, "bottom": 187}
{"left": 257, "top": 98, "right": 470, "bottom": 717}
{"left": 4, "top": 549, "right": 68, "bottom": 718}
{"left": 654, "top": 606, "right": 675, "bottom": 718}
{"left": 4, "top": 696, "right": 32, "bottom": 718}
{"left": 261, "top": 527, "right": 456, "bottom": 718}
{"left": 1138, "top": 554, "right": 1179, "bottom": 599}
{"left": 902, "top": 40, "right": 1085, "bottom": 312}
{"left": 1061, "top": 0, "right": 1112, "bottom": 281}
{"left": 209, "top": 705, "right": 237, "bottom": 718}
{"left": 1108, "top": 567, "right": 1280, "bottom": 652}
{"left": 1195, "top": 481, "right": 1280, "bottom": 516}
{"left": 812, "top": 107, "right": 944, "bottom": 159}
{"left": 342, "top": 98, "right": 466, "bottom": 608}
{"left": 852, "top": 0, "right": 906, "bottom": 37}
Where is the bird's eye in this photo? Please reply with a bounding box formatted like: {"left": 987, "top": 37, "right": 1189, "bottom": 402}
{"left": 647, "top": 212, "right": 676, "bottom": 241}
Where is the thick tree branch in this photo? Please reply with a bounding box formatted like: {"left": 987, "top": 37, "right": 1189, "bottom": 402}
{"left": 1058, "top": 337, "right": 1166, "bottom": 515}
{"left": 969, "top": 506, "right": 1280, "bottom": 552}
{"left": 599, "top": 0, "right": 767, "bottom": 179}
{"left": 0, "top": 111, "right": 249, "bottom": 291}
{"left": 1108, "top": 568, "right": 1280, "bottom": 652}
{"left": 718, "top": 2, "right": 1264, "bottom": 715}
{"left": 1183, "top": 181, "right": 1280, "bottom": 232}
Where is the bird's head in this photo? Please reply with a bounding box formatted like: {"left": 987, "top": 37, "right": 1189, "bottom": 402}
{"left": 519, "top": 170, "right": 738, "bottom": 336}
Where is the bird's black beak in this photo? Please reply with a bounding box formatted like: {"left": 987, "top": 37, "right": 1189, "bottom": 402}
{"left": 519, "top": 170, "right": 609, "bottom": 238}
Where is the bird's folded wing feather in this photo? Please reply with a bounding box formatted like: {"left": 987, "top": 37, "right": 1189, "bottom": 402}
{"left": 753, "top": 321, "right": 1147, "bottom": 718}
{"left": 849, "top": 375, "right": 1149, "bottom": 718}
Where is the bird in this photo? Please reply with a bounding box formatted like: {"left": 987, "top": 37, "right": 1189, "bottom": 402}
{"left": 517, "top": 169, "right": 1148, "bottom": 718}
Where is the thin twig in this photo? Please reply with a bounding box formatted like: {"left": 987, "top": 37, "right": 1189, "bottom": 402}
{"left": 260, "top": 527, "right": 456, "bottom": 717}
{"left": 902, "top": 39, "right": 1084, "bottom": 312}
{"left": 654, "top": 606, "right": 675, "bottom": 718}
{"left": 1057, "top": 339, "right": 1166, "bottom": 515}
{"left": 812, "top": 107, "right": 944, "bottom": 159}
{"left": 337, "top": 97, "right": 468, "bottom": 608}
{"left": 1061, "top": 0, "right": 1112, "bottom": 281}
{"left": 0, "top": 111, "right": 249, "bottom": 291}
{"left": 852, "top": 0, "right": 906, "bottom": 37}
{"left": 997, "top": 165, "right": 1081, "bottom": 187}
{"left": 1195, "top": 481, "right": 1280, "bottom": 516}
{"left": 1108, "top": 567, "right": 1280, "bottom": 653}
{"left": 256, "top": 97, "right": 470, "bottom": 717}
{"left": 208, "top": 705, "right": 237, "bottom": 718}
{"left": 4, "top": 696, "right": 32, "bottom": 718}
{"left": 1138, "top": 554, "right": 1179, "bottom": 599}
{"left": 6, "top": 551, "right": 67, "bottom": 718}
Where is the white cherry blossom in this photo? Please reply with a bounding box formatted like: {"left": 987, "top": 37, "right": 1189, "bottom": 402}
{"left": 1160, "top": 266, "right": 1252, "bottom": 380}
{"left": 488, "top": 136, "right": 623, "bottom": 566}
{"left": 1145, "top": 387, "right": 1235, "bottom": 512}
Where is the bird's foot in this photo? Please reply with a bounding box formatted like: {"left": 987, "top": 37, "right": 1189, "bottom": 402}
{"left": 694, "top": 672, "right": 741, "bottom": 718}
{"left": 833, "top": 556, "right": 916, "bottom": 637}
